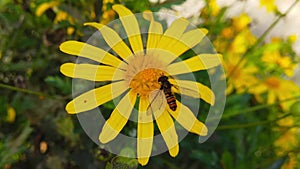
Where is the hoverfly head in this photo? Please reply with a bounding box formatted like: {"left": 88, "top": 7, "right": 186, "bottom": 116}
{"left": 158, "top": 75, "right": 168, "bottom": 83}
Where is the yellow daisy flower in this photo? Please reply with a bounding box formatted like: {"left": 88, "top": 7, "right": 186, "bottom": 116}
{"left": 224, "top": 56, "right": 258, "bottom": 94}
{"left": 35, "top": 1, "right": 75, "bottom": 35}
{"left": 230, "top": 29, "right": 256, "bottom": 55}
{"left": 59, "top": 5, "right": 222, "bottom": 165}
{"left": 260, "top": 0, "right": 277, "bottom": 12}
{"left": 274, "top": 116, "right": 300, "bottom": 168}
{"left": 232, "top": 13, "right": 251, "bottom": 32}
{"left": 274, "top": 117, "right": 299, "bottom": 155}
{"left": 261, "top": 50, "right": 296, "bottom": 77}
{"left": 249, "top": 76, "right": 300, "bottom": 110}
{"left": 207, "top": 0, "right": 220, "bottom": 16}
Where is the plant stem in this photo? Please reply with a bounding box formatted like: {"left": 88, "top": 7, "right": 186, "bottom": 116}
{"left": 222, "top": 95, "right": 300, "bottom": 119}
{"left": 0, "top": 83, "right": 56, "bottom": 99}
{"left": 217, "top": 112, "right": 292, "bottom": 130}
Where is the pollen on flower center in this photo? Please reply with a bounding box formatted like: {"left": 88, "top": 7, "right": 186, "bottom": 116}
{"left": 129, "top": 68, "right": 163, "bottom": 96}
{"left": 265, "top": 77, "right": 280, "bottom": 89}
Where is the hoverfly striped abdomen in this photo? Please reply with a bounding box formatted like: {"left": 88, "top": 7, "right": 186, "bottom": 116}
{"left": 158, "top": 75, "right": 177, "bottom": 111}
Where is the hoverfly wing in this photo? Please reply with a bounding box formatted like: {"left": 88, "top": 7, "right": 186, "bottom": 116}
{"left": 171, "top": 79, "right": 215, "bottom": 105}
{"left": 171, "top": 84, "right": 201, "bottom": 98}
{"left": 146, "top": 89, "right": 166, "bottom": 115}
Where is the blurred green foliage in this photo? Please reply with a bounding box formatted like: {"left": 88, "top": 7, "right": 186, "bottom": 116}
{"left": 1, "top": 0, "right": 300, "bottom": 169}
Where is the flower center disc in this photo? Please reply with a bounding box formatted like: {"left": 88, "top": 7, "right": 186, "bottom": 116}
{"left": 129, "top": 68, "right": 163, "bottom": 96}
{"left": 265, "top": 77, "right": 280, "bottom": 89}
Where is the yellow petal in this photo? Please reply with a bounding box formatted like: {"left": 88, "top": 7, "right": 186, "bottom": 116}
{"left": 147, "top": 22, "right": 163, "bottom": 51}
{"left": 147, "top": 48, "right": 177, "bottom": 67}
{"left": 36, "top": 1, "right": 59, "bottom": 16}
{"left": 137, "top": 97, "right": 153, "bottom": 166}
{"left": 54, "top": 11, "right": 68, "bottom": 23}
{"left": 99, "top": 90, "right": 137, "bottom": 143}
{"left": 249, "top": 83, "right": 267, "bottom": 95}
{"left": 143, "top": 10, "right": 154, "bottom": 21}
{"left": 267, "top": 90, "right": 276, "bottom": 104}
{"left": 167, "top": 54, "right": 222, "bottom": 75}
{"left": 138, "top": 157, "right": 150, "bottom": 166}
{"left": 157, "top": 19, "right": 209, "bottom": 64}
{"left": 144, "top": 16, "right": 192, "bottom": 65}
{"left": 6, "top": 106, "right": 16, "bottom": 123}
{"left": 169, "top": 79, "right": 215, "bottom": 105}
{"left": 157, "top": 17, "right": 189, "bottom": 50}
{"left": 60, "top": 63, "right": 124, "bottom": 81}
{"left": 143, "top": 11, "right": 163, "bottom": 52}
{"left": 169, "top": 101, "right": 208, "bottom": 136}
{"left": 147, "top": 90, "right": 166, "bottom": 115}
{"left": 138, "top": 96, "right": 153, "bottom": 123}
{"left": 137, "top": 121, "right": 153, "bottom": 165}
{"left": 112, "top": 5, "right": 144, "bottom": 54}
{"left": 260, "top": 0, "right": 277, "bottom": 12}
{"left": 154, "top": 109, "right": 179, "bottom": 157}
{"left": 84, "top": 22, "right": 133, "bottom": 60}
{"left": 163, "top": 28, "right": 208, "bottom": 64}
{"left": 59, "top": 41, "right": 122, "bottom": 67}
{"left": 179, "top": 28, "right": 208, "bottom": 47}
{"left": 65, "top": 81, "right": 127, "bottom": 114}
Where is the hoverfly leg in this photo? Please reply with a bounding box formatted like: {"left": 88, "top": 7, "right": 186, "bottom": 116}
{"left": 158, "top": 92, "right": 164, "bottom": 110}
{"left": 146, "top": 89, "right": 161, "bottom": 116}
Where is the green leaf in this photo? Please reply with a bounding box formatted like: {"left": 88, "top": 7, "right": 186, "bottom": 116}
{"left": 111, "top": 155, "right": 138, "bottom": 169}
{"left": 119, "top": 147, "right": 136, "bottom": 158}
{"left": 221, "top": 151, "right": 234, "bottom": 169}
{"left": 105, "top": 162, "right": 113, "bottom": 169}
{"left": 122, "top": 0, "right": 150, "bottom": 12}
{"left": 55, "top": 116, "right": 79, "bottom": 146}
{"left": 45, "top": 76, "right": 71, "bottom": 94}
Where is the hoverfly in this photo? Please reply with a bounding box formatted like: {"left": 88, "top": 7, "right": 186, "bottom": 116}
{"left": 158, "top": 75, "right": 177, "bottom": 111}
{"left": 147, "top": 75, "right": 177, "bottom": 114}
{"left": 147, "top": 74, "right": 200, "bottom": 115}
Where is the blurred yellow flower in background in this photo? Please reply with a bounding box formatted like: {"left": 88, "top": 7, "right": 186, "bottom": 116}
{"left": 249, "top": 77, "right": 300, "bottom": 110}
{"left": 260, "top": 0, "right": 277, "bottom": 12}
{"left": 261, "top": 50, "right": 296, "bottom": 77}
{"left": 260, "top": 36, "right": 298, "bottom": 78}
{"left": 232, "top": 13, "right": 252, "bottom": 32}
{"left": 221, "top": 27, "right": 234, "bottom": 39}
{"left": 35, "top": 1, "right": 75, "bottom": 35}
{"left": 35, "top": 1, "right": 59, "bottom": 16}
{"left": 214, "top": 13, "right": 255, "bottom": 55}
{"left": 275, "top": 117, "right": 298, "bottom": 154}
{"left": 207, "top": 0, "right": 220, "bottom": 16}
{"left": 6, "top": 105, "right": 16, "bottom": 123}
{"left": 224, "top": 56, "right": 258, "bottom": 94}
{"left": 100, "top": 0, "right": 116, "bottom": 24}
{"left": 59, "top": 5, "right": 222, "bottom": 165}
{"left": 274, "top": 116, "right": 300, "bottom": 169}
{"left": 230, "top": 29, "right": 257, "bottom": 55}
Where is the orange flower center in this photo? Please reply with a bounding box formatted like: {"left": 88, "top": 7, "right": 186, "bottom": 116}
{"left": 221, "top": 27, "right": 234, "bottom": 39}
{"left": 129, "top": 68, "right": 163, "bottom": 96}
{"left": 265, "top": 77, "right": 280, "bottom": 89}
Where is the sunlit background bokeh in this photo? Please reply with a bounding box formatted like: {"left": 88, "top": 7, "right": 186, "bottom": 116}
{"left": 1, "top": 0, "right": 300, "bottom": 168}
